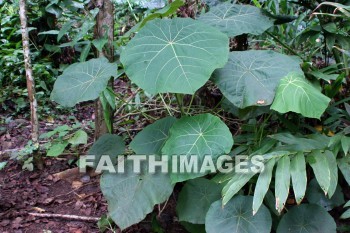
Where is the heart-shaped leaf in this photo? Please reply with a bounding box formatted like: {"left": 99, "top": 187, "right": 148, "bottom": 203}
{"left": 206, "top": 196, "right": 272, "bottom": 233}
{"left": 101, "top": 158, "right": 173, "bottom": 230}
{"left": 120, "top": 18, "right": 229, "bottom": 94}
{"left": 276, "top": 204, "right": 336, "bottom": 233}
{"left": 130, "top": 116, "right": 176, "bottom": 155}
{"left": 51, "top": 57, "right": 117, "bottom": 107}
{"left": 198, "top": 3, "right": 274, "bottom": 37}
{"left": 162, "top": 113, "right": 233, "bottom": 183}
{"left": 177, "top": 178, "right": 221, "bottom": 224}
{"left": 271, "top": 72, "right": 330, "bottom": 119}
{"left": 213, "top": 50, "right": 302, "bottom": 108}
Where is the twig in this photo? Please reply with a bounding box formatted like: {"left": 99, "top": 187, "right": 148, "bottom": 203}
{"left": 28, "top": 212, "right": 100, "bottom": 222}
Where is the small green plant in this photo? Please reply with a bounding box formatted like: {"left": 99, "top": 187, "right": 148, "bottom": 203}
{"left": 40, "top": 123, "right": 88, "bottom": 157}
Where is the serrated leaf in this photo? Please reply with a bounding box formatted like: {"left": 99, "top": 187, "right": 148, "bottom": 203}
{"left": 271, "top": 72, "right": 331, "bottom": 119}
{"left": 198, "top": 3, "right": 274, "bottom": 37}
{"left": 213, "top": 50, "right": 302, "bottom": 108}
{"left": 290, "top": 152, "right": 307, "bottom": 204}
{"left": 162, "top": 113, "right": 233, "bottom": 183}
{"left": 68, "top": 130, "right": 88, "bottom": 145}
{"left": 275, "top": 155, "right": 290, "bottom": 213}
{"left": 307, "top": 150, "right": 331, "bottom": 195}
{"left": 276, "top": 204, "right": 336, "bottom": 233}
{"left": 100, "top": 158, "right": 173, "bottom": 230}
{"left": 87, "top": 134, "right": 125, "bottom": 168}
{"left": 51, "top": 57, "right": 117, "bottom": 107}
{"left": 253, "top": 158, "right": 275, "bottom": 214}
{"left": 176, "top": 178, "right": 221, "bottom": 224}
{"left": 130, "top": 117, "right": 176, "bottom": 155}
{"left": 206, "top": 196, "right": 272, "bottom": 233}
{"left": 120, "top": 18, "right": 229, "bottom": 94}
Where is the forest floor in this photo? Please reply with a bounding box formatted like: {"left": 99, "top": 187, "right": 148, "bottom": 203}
{"left": 0, "top": 99, "right": 185, "bottom": 233}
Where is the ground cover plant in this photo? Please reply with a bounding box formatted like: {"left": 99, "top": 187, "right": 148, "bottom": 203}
{"left": 1, "top": 0, "right": 350, "bottom": 232}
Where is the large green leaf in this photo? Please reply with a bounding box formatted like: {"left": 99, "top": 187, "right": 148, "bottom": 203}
{"left": 198, "top": 3, "right": 274, "bottom": 37}
{"left": 100, "top": 158, "right": 173, "bottom": 230}
{"left": 306, "top": 179, "right": 344, "bottom": 211}
{"left": 51, "top": 57, "right": 117, "bottom": 107}
{"left": 275, "top": 155, "right": 290, "bottom": 213}
{"left": 253, "top": 158, "right": 275, "bottom": 214}
{"left": 205, "top": 196, "right": 272, "bottom": 233}
{"left": 290, "top": 152, "right": 307, "bottom": 204}
{"left": 120, "top": 18, "right": 229, "bottom": 94}
{"left": 338, "top": 156, "right": 350, "bottom": 185}
{"left": 130, "top": 117, "right": 176, "bottom": 155}
{"left": 87, "top": 134, "right": 125, "bottom": 168}
{"left": 162, "top": 113, "right": 233, "bottom": 183}
{"left": 307, "top": 150, "right": 331, "bottom": 195}
{"left": 213, "top": 50, "right": 302, "bottom": 108}
{"left": 271, "top": 72, "right": 331, "bottom": 119}
{"left": 276, "top": 204, "right": 336, "bottom": 233}
{"left": 176, "top": 178, "right": 221, "bottom": 224}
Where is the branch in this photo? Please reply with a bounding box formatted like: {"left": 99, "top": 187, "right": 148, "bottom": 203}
{"left": 28, "top": 212, "right": 100, "bottom": 222}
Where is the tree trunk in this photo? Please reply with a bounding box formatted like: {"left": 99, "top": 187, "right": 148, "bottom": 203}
{"left": 19, "top": 0, "right": 43, "bottom": 169}
{"left": 93, "top": 0, "right": 114, "bottom": 139}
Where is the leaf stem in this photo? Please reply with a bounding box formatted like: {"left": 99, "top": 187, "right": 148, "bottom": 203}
{"left": 176, "top": 93, "right": 185, "bottom": 116}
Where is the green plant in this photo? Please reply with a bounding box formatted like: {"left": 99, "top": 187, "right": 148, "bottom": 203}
{"left": 49, "top": 1, "right": 349, "bottom": 232}
{"left": 40, "top": 123, "right": 88, "bottom": 157}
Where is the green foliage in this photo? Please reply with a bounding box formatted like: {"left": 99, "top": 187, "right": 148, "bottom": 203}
{"left": 120, "top": 18, "right": 229, "bottom": 94}
{"left": 100, "top": 157, "right": 174, "bottom": 230}
{"left": 205, "top": 196, "right": 272, "bottom": 233}
{"left": 198, "top": 3, "right": 274, "bottom": 37}
{"left": 51, "top": 57, "right": 118, "bottom": 107}
{"left": 40, "top": 123, "right": 88, "bottom": 157}
{"left": 213, "top": 50, "right": 302, "bottom": 108}
{"left": 44, "top": 0, "right": 350, "bottom": 231}
{"left": 276, "top": 204, "right": 337, "bottom": 233}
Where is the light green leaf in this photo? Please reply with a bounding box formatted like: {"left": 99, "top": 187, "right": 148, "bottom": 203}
{"left": 253, "top": 158, "right": 275, "bottom": 214}
{"left": 38, "top": 30, "right": 59, "bottom": 35}
{"left": 206, "top": 196, "right": 272, "bottom": 233}
{"left": 162, "top": 113, "right": 233, "bottom": 183}
{"left": 277, "top": 204, "right": 336, "bottom": 233}
{"left": 120, "top": 18, "right": 229, "bottom": 94}
{"left": 222, "top": 160, "right": 258, "bottom": 205}
{"left": 130, "top": 117, "right": 176, "bottom": 155}
{"left": 338, "top": 156, "right": 350, "bottom": 185}
{"left": 92, "top": 37, "right": 108, "bottom": 52}
{"left": 100, "top": 158, "right": 173, "bottom": 230}
{"left": 271, "top": 72, "right": 331, "bottom": 119}
{"left": 341, "top": 209, "right": 350, "bottom": 219}
{"left": 68, "top": 130, "right": 88, "bottom": 145}
{"left": 213, "top": 50, "right": 302, "bottom": 108}
{"left": 47, "top": 141, "right": 69, "bottom": 157}
{"left": 198, "top": 3, "right": 274, "bottom": 37}
{"left": 51, "top": 57, "right": 117, "bottom": 107}
{"left": 0, "top": 161, "right": 7, "bottom": 170}
{"left": 341, "top": 136, "right": 350, "bottom": 155}
{"left": 176, "top": 178, "right": 221, "bottom": 224}
{"left": 290, "top": 152, "right": 307, "bottom": 204}
{"left": 307, "top": 150, "right": 331, "bottom": 195}
{"left": 275, "top": 155, "right": 290, "bottom": 213}
{"left": 87, "top": 134, "right": 125, "bottom": 168}
{"left": 324, "top": 150, "right": 338, "bottom": 198}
